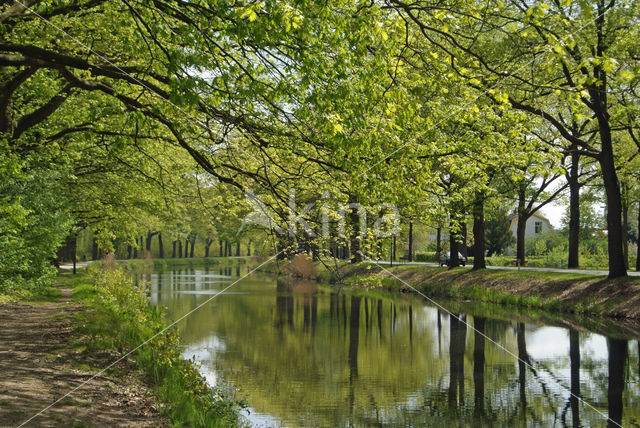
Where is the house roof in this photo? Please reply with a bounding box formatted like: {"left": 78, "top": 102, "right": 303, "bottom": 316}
{"left": 508, "top": 211, "right": 553, "bottom": 228}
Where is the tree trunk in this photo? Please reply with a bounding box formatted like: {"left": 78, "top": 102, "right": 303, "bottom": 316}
{"left": 516, "top": 188, "right": 527, "bottom": 264}
{"left": 205, "top": 239, "right": 212, "bottom": 257}
{"left": 567, "top": 152, "right": 580, "bottom": 268}
{"left": 598, "top": 124, "right": 627, "bottom": 277}
{"left": 449, "top": 222, "right": 459, "bottom": 267}
{"left": 621, "top": 184, "right": 629, "bottom": 269}
{"left": 127, "top": 244, "right": 132, "bottom": 259}
{"left": 473, "top": 196, "right": 486, "bottom": 270}
{"left": 436, "top": 227, "right": 441, "bottom": 262}
{"left": 158, "top": 233, "right": 164, "bottom": 258}
{"left": 190, "top": 235, "right": 196, "bottom": 258}
{"left": 236, "top": 241, "right": 240, "bottom": 257}
{"left": 219, "top": 240, "right": 223, "bottom": 257}
{"left": 247, "top": 240, "right": 252, "bottom": 256}
{"left": 172, "top": 240, "right": 176, "bottom": 258}
{"left": 461, "top": 221, "right": 467, "bottom": 259}
{"left": 184, "top": 239, "right": 189, "bottom": 258}
{"left": 349, "top": 204, "right": 362, "bottom": 263}
{"left": 146, "top": 232, "right": 153, "bottom": 252}
{"left": 92, "top": 238, "right": 98, "bottom": 260}
{"left": 178, "top": 240, "right": 182, "bottom": 258}
{"left": 393, "top": 235, "right": 397, "bottom": 262}
{"left": 637, "top": 202, "right": 640, "bottom": 272}
{"left": 408, "top": 220, "right": 413, "bottom": 262}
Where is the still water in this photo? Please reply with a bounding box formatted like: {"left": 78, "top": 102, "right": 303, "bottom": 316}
{"left": 146, "top": 265, "right": 640, "bottom": 427}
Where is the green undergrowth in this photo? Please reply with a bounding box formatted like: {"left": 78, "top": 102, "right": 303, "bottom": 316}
{"left": 61, "top": 266, "right": 241, "bottom": 427}
{"left": 335, "top": 264, "right": 629, "bottom": 317}
{"left": 122, "top": 257, "right": 250, "bottom": 270}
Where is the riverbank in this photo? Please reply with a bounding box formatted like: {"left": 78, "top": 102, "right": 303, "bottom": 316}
{"left": 337, "top": 263, "right": 640, "bottom": 319}
{"left": 265, "top": 257, "right": 640, "bottom": 320}
{"left": 0, "top": 264, "right": 241, "bottom": 427}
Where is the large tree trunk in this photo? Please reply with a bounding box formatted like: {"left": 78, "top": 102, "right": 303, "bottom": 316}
{"left": 408, "top": 220, "right": 413, "bottom": 262}
{"left": 219, "top": 240, "right": 223, "bottom": 257}
{"left": 236, "top": 241, "right": 240, "bottom": 257}
{"left": 158, "top": 233, "right": 164, "bottom": 258}
{"left": 172, "top": 240, "right": 176, "bottom": 258}
{"left": 598, "top": 121, "right": 627, "bottom": 277}
{"left": 178, "top": 240, "right": 182, "bottom": 258}
{"left": 621, "top": 184, "right": 629, "bottom": 269}
{"left": 473, "top": 196, "right": 486, "bottom": 270}
{"left": 436, "top": 227, "right": 441, "bottom": 262}
{"left": 184, "top": 239, "right": 189, "bottom": 258}
{"left": 190, "top": 235, "right": 196, "bottom": 258}
{"left": 567, "top": 152, "right": 580, "bottom": 268}
{"left": 637, "top": 202, "right": 640, "bottom": 272}
{"left": 247, "top": 240, "right": 252, "bottom": 256}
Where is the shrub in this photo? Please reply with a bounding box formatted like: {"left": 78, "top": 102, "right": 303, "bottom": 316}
{"left": 80, "top": 265, "right": 240, "bottom": 427}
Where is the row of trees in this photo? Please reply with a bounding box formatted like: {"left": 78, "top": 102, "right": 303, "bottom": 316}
{"left": 1, "top": 0, "right": 640, "bottom": 292}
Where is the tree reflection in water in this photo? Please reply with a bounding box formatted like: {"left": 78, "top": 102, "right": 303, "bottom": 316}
{"left": 148, "top": 269, "right": 640, "bottom": 427}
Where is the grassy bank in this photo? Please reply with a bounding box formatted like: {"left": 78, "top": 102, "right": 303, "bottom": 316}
{"left": 285, "top": 260, "right": 640, "bottom": 320}
{"left": 122, "top": 256, "right": 252, "bottom": 270}
{"left": 59, "top": 264, "right": 242, "bottom": 427}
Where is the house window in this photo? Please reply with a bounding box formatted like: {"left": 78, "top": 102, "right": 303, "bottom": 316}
{"left": 535, "top": 221, "right": 542, "bottom": 234}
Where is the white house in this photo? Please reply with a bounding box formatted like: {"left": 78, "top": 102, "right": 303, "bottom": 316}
{"left": 508, "top": 212, "right": 553, "bottom": 240}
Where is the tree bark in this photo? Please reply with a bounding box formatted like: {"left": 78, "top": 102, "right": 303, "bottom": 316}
{"left": 598, "top": 122, "right": 627, "bottom": 277}
{"left": 436, "top": 227, "right": 441, "bottom": 262}
{"left": 637, "top": 202, "right": 640, "bottom": 272}
{"left": 236, "top": 241, "right": 240, "bottom": 257}
{"left": 247, "top": 240, "right": 252, "bottom": 256}
{"left": 473, "top": 196, "right": 486, "bottom": 270}
{"left": 158, "top": 233, "right": 164, "bottom": 258}
{"left": 172, "top": 240, "right": 176, "bottom": 258}
{"left": 190, "top": 235, "right": 196, "bottom": 258}
{"left": 184, "top": 239, "right": 189, "bottom": 258}
{"left": 205, "top": 239, "right": 212, "bottom": 257}
{"left": 408, "top": 220, "right": 413, "bottom": 262}
{"left": 449, "top": 221, "right": 459, "bottom": 267}
{"left": 516, "top": 188, "right": 527, "bottom": 265}
{"left": 219, "top": 240, "right": 223, "bottom": 257}
{"left": 461, "top": 221, "right": 467, "bottom": 259}
{"left": 349, "top": 202, "right": 362, "bottom": 263}
{"left": 621, "top": 184, "right": 629, "bottom": 269}
{"left": 92, "top": 238, "right": 98, "bottom": 260}
{"left": 567, "top": 152, "right": 580, "bottom": 268}
{"left": 177, "top": 240, "right": 182, "bottom": 258}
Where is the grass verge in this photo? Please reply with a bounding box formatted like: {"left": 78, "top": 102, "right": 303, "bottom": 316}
{"left": 308, "top": 262, "right": 640, "bottom": 319}
{"left": 59, "top": 265, "right": 242, "bottom": 427}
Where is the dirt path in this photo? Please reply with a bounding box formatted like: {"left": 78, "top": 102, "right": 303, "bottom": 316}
{"left": 0, "top": 289, "right": 167, "bottom": 427}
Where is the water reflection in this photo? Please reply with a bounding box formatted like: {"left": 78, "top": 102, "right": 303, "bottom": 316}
{"left": 148, "top": 269, "right": 640, "bottom": 427}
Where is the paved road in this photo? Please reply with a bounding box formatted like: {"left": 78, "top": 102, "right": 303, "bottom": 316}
{"left": 372, "top": 260, "right": 640, "bottom": 277}
{"left": 59, "top": 261, "right": 93, "bottom": 270}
